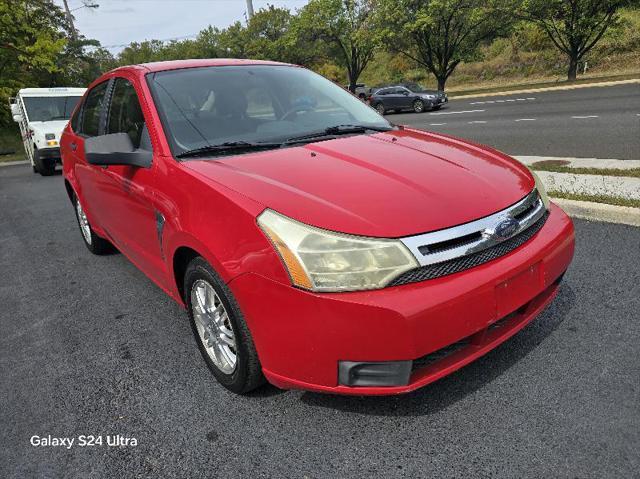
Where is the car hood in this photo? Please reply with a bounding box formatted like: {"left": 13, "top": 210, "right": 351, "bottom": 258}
{"left": 184, "top": 129, "right": 535, "bottom": 237}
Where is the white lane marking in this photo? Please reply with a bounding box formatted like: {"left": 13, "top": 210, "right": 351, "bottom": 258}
{"left": 429, "top": 123, "right": 447, "bottom": 126}
{"left": 469, "top": 97, "right": 535, "bottom": 105}
{"left": 468, "top": 120, "right": 487, "bottom": 124}
{"left": 571, "top": 115, "right": 599, "bottom": 119}
{"left": 429, "top": 109, "right": 485, "bottom": 115}
{"left": 515, "top": 118, "right": 536, "bottom": 122}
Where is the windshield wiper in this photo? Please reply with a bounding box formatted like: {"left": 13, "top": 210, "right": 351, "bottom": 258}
{"left": 176, "top": 125, "right": 394, "bottom": 159}
{"left": 176, "top": 141, "right": 282, "bottom": 159}
{"left": 284, "top": 124, "right": 393, "bottom": 144}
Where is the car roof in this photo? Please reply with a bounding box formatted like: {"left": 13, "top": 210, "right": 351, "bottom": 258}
{"left": 116, "top": 58, "right": 295, "bottom": 74}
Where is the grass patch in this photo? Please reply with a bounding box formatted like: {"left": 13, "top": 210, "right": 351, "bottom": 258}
{"left": 447, "top": 72, "right": 640, "bottom": 97}
{"left": 531, "top": 163, "right": 640, "bottom": 178}
{"left": 0, "top": 125, "right": 24, "bottom": 163}
{"left": 549, "top": 191, "right": 640, "bottom": 208}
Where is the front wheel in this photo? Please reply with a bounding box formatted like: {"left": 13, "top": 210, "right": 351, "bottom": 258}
{"left": 74, "top": 195, "right": 112, "bottom": 254}
{"left": 34, "top": 149, "right": 55, "bottom": 176}
{"left": 375, "top": 103, "right": 386, "bottom": 115}
{"left": 413, "top": 99, "right": 425, "bottom": 113}
{"left": 185, "top": 257, "right": 265, "bottom": 394}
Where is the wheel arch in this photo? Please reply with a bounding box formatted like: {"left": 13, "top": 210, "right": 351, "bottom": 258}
{"left": 172, "top": 246, "right": 202, "bottom": 303}
{"left": 63, "top": 178, "right": 75, "bottom": 204}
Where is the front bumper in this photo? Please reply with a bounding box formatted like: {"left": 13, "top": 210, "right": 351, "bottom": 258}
{"left": 229, "top": 203, "right": 575, "bottom": 395}
{"left": 37, "top": 147, "right": 61, "bottom": 161}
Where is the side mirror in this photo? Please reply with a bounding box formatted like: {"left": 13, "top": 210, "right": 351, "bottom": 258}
{"left": 12, "top": 114, "right": 22, "bottom": 123}
{"left": 10, "top": 103, "right": 20, "bottom": 116}
{"left": 85, "top": 133, "right": 152, "bottom": 168}
{"left": 402, "top": 91, "right": 409, "bottom": 96}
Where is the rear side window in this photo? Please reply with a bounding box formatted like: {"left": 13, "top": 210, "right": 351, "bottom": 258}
{"left": 81, "top": 81, "right": 109, "bottom": 137}
{"left": 107, "top": 78, "right": 145, "bottom": 149}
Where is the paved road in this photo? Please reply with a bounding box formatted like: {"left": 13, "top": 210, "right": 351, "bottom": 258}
{"left": 1, "top": 164, "right": 639, "bottom": 478}
{"left": 393, "top": 83, "right": 640, "bottom": 160}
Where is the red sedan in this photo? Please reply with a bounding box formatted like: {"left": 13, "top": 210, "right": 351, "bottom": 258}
{"left": 61, "top": 59, "right": 574, "bottom": 395}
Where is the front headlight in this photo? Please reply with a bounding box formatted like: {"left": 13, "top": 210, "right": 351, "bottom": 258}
{"left": 529, "top": 170, "right": 550, "bottom": 210}
{"left": 258, "top": 210, "right": 418, "bottom": 292}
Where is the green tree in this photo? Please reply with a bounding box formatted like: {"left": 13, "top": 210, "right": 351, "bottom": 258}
{"left": 0, "top": 0, "right": 68, "bottom": 124}
{"left": 245, "top": 5, "right": 318, "bottom": 65}
{"left": 521, "top": 0, "right": 636, "bottom": 80}
{"left": 378, "top": 0, "right": 513, "bottom": 90}
{"left": 118, "top": 40, "right": 166, "bottom": 65}
{"left": 296, "top": 0, "right": 382, "bottom": 92}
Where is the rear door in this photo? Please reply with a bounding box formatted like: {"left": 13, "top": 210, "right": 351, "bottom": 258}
{"left": 96, "top": 76, "right": 165, "bottom": 283}
{"left": 376, "top": 89, "right": 394, "bottom": 109}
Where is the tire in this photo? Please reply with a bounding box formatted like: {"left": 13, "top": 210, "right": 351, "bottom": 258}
{"left": 34, "top": 149, "right": 55, "bottom": 176}
{"left": 185, "top": 257, "right": 265, "bottom": 394}
{"left": 413, "top": 99, "right": 425, "bottom": 113}
{"left": 375, "top": 103, "right": 386, "bottom": 115}
{"left": 74, "top": 194, "right": 112, "bottom": 255}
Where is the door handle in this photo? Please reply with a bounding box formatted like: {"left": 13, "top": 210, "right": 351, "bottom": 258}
{"left": 70, "top": 142, "right": 77, "bottom": 151}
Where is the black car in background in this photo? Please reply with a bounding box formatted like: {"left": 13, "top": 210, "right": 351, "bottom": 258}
{"left": 368, "top": 83, "right": 447, "bottom": 115}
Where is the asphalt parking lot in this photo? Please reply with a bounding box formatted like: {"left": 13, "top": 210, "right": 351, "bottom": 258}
{"left": 1, "top": 162, "right": 639, "bottom": 478}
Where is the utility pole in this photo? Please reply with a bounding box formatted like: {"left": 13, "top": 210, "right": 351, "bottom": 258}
{"left": 62, "top": 0, "right": 99, "bottom": 41}
{"left": 62, "top": 0, "right": 77, "bottom": 40}
{"left": 246, "top": 0, "right": 254, "bottom": 19}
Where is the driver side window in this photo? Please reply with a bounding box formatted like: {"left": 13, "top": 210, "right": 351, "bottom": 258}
{"left": 107, "top": 78, "right": 148, "bottom": 149}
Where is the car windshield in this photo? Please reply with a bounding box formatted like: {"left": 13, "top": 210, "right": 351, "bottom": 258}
{"left": 147, "top": 65, "right": 391, "bottom": 158}
{"left": 22, "top": 96, "right": 82, "bottom": 122}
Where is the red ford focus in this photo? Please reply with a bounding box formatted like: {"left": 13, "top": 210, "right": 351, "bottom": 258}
{"left": 61, "top": 59, "right": 574, "bottom": 395}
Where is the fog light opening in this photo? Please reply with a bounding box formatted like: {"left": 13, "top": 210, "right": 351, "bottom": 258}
{"left": 338, "top": 360, "right": 412, "bottom": 387}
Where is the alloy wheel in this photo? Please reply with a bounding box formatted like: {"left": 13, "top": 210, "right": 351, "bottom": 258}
{"left": 191, "top": 279, "right": 237, "bottom": 374}
{"left": 76, "top": 200, "right": 92, "bottom": 245}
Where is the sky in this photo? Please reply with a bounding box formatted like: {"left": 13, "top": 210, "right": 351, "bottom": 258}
{"left": 55, "top": 0, "right": 310, "bottom": 52}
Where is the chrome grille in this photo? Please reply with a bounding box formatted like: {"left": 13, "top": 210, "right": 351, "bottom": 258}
{"left": 391, "top": 190, "right": 548, "bottom": 286}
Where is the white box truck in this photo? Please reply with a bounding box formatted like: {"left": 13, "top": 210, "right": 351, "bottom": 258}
{"left": 10, "top": 87, "right": 86, "bottom": 176}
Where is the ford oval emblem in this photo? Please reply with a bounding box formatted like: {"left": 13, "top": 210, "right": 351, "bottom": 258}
{"left": 494, "top": 218, "right": 519, "bottom": 240}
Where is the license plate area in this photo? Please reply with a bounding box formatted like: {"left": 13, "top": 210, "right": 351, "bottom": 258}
{"left": 494, "top": 262, "right": 543, "bottom": 320}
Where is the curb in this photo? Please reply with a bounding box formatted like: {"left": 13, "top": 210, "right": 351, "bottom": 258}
{"left": 515, "top": 156, "right": 640, "bottom": 170}
{"left": 552, "top": 197, "right": 640, "bottom": 227}
{"left": 450, "top": 78, "right": 640, "bottom": 100}
{"left": 0, "top": 160, "right": 28, "bottom": 167}
{"left": 536, "top": 170, "right": 640, "bottom": 200}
